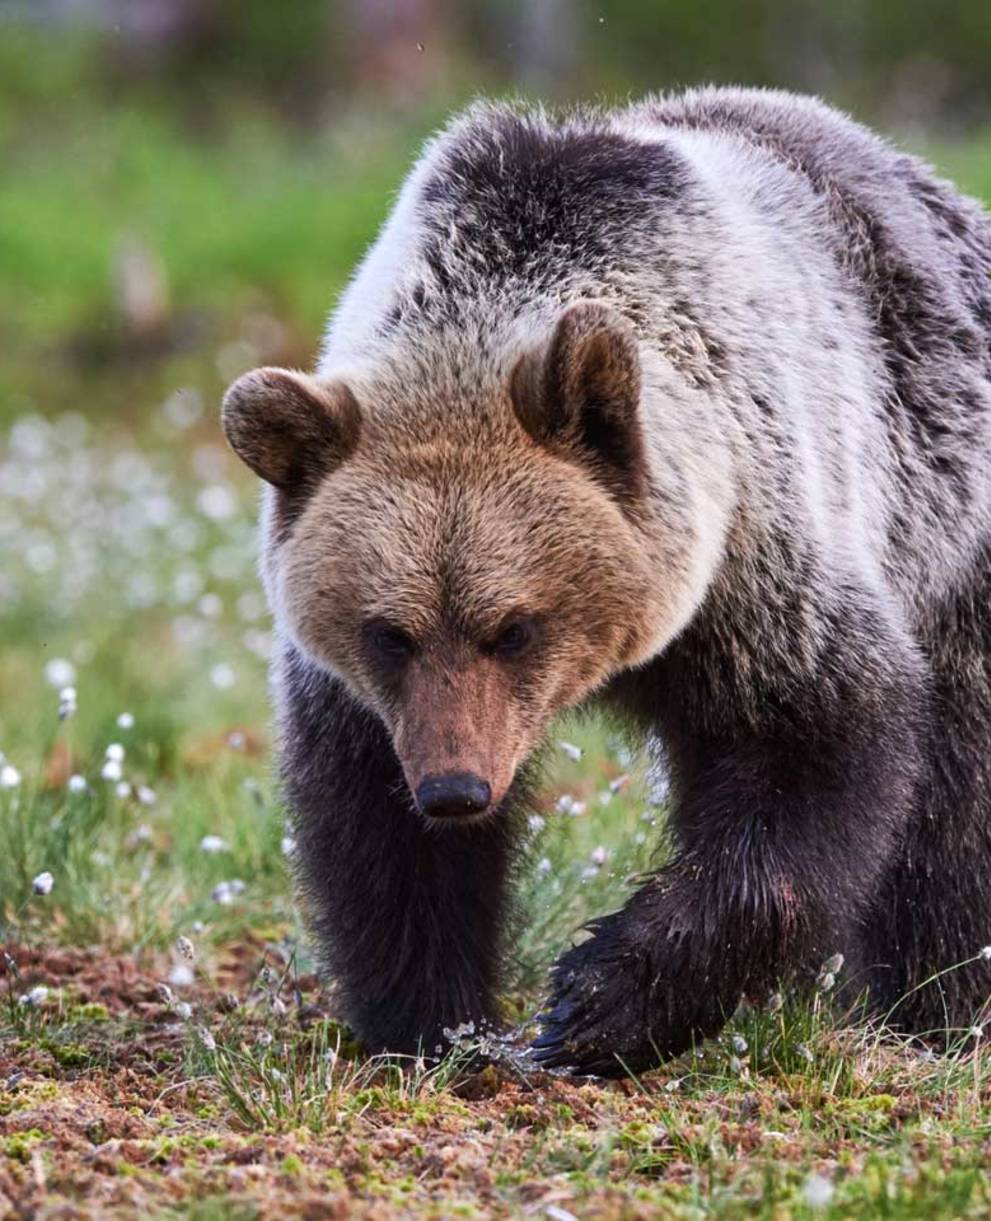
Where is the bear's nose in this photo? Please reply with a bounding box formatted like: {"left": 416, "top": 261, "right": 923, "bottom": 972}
{"left": 415, "top": 772, "right": 492, "bottom": 819}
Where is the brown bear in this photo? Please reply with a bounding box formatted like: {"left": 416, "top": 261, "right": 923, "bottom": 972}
{"left": 221, "top": 87, "right": 991, "bottom": 1075}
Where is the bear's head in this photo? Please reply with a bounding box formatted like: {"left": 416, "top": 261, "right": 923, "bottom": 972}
{"left": 222, "top": 302, "right": 676, "bottom": 822}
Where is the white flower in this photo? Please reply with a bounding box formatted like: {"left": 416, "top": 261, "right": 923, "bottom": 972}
{"left": 545, "top": 1208, "right": 579, "bottom": 1221}
{"left": 197, "top": 592, "right": 223, "bottom": 619}
{"left": 32, "top": 871, "right": 54, "bottom": 896}
{"left": 537, "top": 857, "right": 552, "bottom": 875}
{"left": 44, "top": 658, "right": 76, "bottom": 687}
{"left": 209, "top": 663, "right": 236, "bottom": 690}
{"left": 979, "top": 946, "right": 991, "bottom": 962}
{"left": 0, "top": 764, "right": 21, "bottom": 789}
{"left": 199, "top": 834, "right": 229, "bottom": 854}
{"left": 67, "top": 774, "right": 87, "bottom": 794}
{"left": 268, "top": 1067, "right": 284, "bottom": 1082}
{"left": 195, "top": 1025, "right": 216, "bottom": 1051}
{"left": 115, "top": 781, "right": 132, "bottom": 799}
{"left": 176, "top": 936, "right": 196, "bottom": 961}
{"left": 168, "top": 963, "right": 194, "bottom": 988}
{"left": 558, "top": 740, "right": 583, "bottom": 762}
{"left": 58, "top": 687, "right": 77, "bottom": 720}
{"left": 969, "top": 1023, "right": 984, "bottom": 1039}
{"left": 211, "top": 879, "right": 245, "bottom": 905}
{"left": 125, "top": 824, "right": 153, "bottom": 850}
{"left": 197, "top": 483, "right": 238, "bottom": 521}
{"left": 101, "top": 759, "right": 123, "bottom": 782}
{"left": 136, "top": 785, "right": 157, "bottom": 805}
{"left": 19, "top": 986, "right": 49, "bottom": 1007}
{"left": 173, "top": 1001, "right": 192, "bottom": 1020}
{"left": 794, "top": 1043, "right": 814, "bottom": 1063}
{"left": 105, "top": 743, "right": 125, "bottom": 763}
{"left": 280, "top": 835, "right": 296, "bottom": 858}
{"left": 116, "top": 712, "right": 135, "bottom": 730}
{"left": 731, "top": 1034, "right": 748, "bottom": 1053}
{"left": 590, "top": 845, "right": 608, "bottom": 866}
{"left": 820, "top": 953, "right": 845, "bottom": 976}
{"left": 527, "top": 814, "right": 545, "bottom": 833}
{"left": 803, "top": 1174, "right": 835, "bottom": 1209}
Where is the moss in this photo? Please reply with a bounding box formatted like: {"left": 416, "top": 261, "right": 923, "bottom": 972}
{"left": 2, "top": 1129, "right": 47, "bottom": 1161}
{"left": 45, "top": 1040, "right": 91, "bottom": 1068}
{"left": 71, "top": 1002, "right": 110, "bottom": 1022}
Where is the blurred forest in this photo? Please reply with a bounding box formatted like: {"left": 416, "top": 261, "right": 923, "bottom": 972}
{"left": 2, "top": 0, "right": 991, "bottom": 427}
{"left": 7, "top": 0, "right": 991, "bottom": 130}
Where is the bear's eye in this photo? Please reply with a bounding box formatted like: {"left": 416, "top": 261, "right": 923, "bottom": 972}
{"left": 365, "top": 621, "right": 416, "bottom": 667}
{"left": 489, "top": 617, "right": 538, "bottom": 659}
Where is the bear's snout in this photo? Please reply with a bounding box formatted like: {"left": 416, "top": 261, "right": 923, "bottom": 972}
{"left": 415, "top": 771, "right": 492, "bottom": 820}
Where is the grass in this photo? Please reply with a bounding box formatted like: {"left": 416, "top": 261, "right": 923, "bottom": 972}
{"left": 3, "top": 36, "right": 991, "bottom": 1217}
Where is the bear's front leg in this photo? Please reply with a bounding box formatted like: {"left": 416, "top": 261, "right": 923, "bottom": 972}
{"left": 534, "top": 657, "right": 924, "bottom": 1076}
{"left": 278, "top": 647, "right": 524, "bottom": 1057}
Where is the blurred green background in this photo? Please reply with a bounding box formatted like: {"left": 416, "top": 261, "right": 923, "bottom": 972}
{"left": 3, "top": 0, "right": 991, "bottom": 427}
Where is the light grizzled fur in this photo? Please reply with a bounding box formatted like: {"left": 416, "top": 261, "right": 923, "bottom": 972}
{"left": 226, "top": 87, "right": 991, "bottom": 1070}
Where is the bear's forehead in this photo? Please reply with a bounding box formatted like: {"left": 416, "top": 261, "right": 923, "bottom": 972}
{"left": 296, "top": 450, "right": 620, "bottom": 632}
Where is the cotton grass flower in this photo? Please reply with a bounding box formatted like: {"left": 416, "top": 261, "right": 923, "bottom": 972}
{"left": 58, "top": 686, "right": 77, "bottom": 720}
{"left": 105, "top": 743, "right": 125, "bottom": 763}
{"left": 209, "top": 663, "right": 236, "bottom": 690}
{"left": 558, "top": 741, "right": 583, "bottom": 762}
{"left": 280, "top": 835, "right": 296, "bottom": 858}
{"left": 136, "top": 785, "right": 156, "bottom": 805}
{"left": 195, "top": 1026, "right": 216, "bottom": 1052}
{"left": 168, "top": 963, "right": 194, "bottom": 988}
{"left": 803, "top": 1174, "right": 835, "bottom": 1209}
{"left": 0, "top": 764, "right": 21, "bottom": 789}
{"left": 32, "top": 871, "right": 54, "bottom": 896}
{"left": 980, "top": 945, "right": 991, "bottom": 962}
{"left": 211, "top": 879, "right": 245, "bottom": 905}
{"left": 18, "top": 986, "right": 49, "bottom": 1007}
{"left": 116, "top": 712, "right": 134, "bottom": 729}
{"left": 67, "top": 774, "right": 87, "bottom": 794}
{"left": 44, "top": 658, "right": 76, "bottom": 688}
{"left": 101, "top": 758, "right": 123, "bottom": 782}
{"left": 199, "top": 835, "right": 229, "bottom": 854}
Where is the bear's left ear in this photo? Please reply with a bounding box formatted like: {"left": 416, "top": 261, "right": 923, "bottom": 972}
{"left": 221, "top": 367, "right": 362, "bottom": 492}
{"left": 510, "top": 302, "right": 646, "bottom": 509}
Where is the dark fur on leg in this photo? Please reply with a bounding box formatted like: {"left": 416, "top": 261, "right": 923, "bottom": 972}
{"left": 277, "top": 644, "right": 527, "bottom": 1057}
{"left": 865, "top": 548, "right": 991, "bottom": 1039}
{"left": 535, "top": 594, "right": 926, "bottom": 1075}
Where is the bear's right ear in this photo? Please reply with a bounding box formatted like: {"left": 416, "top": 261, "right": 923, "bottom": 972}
{"left": 221, "top": 367, "right": 361, "bottom": 491}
